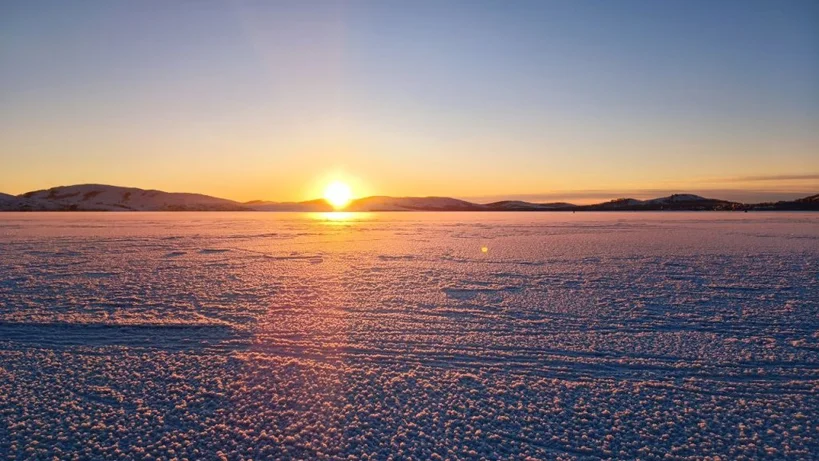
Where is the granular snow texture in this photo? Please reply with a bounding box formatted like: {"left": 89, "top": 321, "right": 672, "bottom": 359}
{"left": 0, "top": 212, "right": 817, "bottom": 460}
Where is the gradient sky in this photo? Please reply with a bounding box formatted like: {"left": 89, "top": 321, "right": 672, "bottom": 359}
{"left": 2, "top": 0, "right": 818, "bottom": 203}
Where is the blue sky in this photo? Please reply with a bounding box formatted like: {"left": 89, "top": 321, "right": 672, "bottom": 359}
{"left": 1, "top": 0, "right": 817, "bottom": 202}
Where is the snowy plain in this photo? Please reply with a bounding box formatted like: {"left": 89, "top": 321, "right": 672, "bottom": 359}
{"left": 0, "top": 211, "right": 817, "bottom": 460}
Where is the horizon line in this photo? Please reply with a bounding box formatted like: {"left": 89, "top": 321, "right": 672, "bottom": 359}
{"left": 5, "top": 182, "right": 818, "bottom": 206}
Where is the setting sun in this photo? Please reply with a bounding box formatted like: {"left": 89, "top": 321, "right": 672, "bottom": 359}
{"left": 323, "top": 181, "right": 353, "bottom": 209}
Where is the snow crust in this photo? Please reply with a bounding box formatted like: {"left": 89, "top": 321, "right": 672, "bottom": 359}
{"left": 0, "top": 212, "right": 817, "bottom": 459}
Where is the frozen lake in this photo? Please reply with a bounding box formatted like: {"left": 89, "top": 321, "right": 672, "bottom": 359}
{"left": 1, "top": 212, "right": 817, "bottom": 459}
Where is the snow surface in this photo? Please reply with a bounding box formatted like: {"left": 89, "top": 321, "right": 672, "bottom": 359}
{"left": 0, "top": 212, "right": 817, "bottom": 460}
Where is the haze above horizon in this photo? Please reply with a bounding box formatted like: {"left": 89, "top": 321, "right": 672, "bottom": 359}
{"left": 2, "top": 0, "right": 818, "bottom": 203}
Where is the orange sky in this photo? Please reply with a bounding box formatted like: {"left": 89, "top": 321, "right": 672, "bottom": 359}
{"left": 2, "top": 2, "right": 818, "bottom": 204}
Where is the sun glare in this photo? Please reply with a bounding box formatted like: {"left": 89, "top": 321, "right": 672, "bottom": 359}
{"left": 323, "top": 181, "right": 353, "bottom": 209}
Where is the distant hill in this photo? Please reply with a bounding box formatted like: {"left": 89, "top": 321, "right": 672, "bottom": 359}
{"left": 750, "top": 194, "right": 819, "bottom": 211}
{"left": 0, "top": 192, "right": 60, "bottom": 211}
{"left": 1, "top": 184, "right": 817, "bottom": 211}
{"left": 248, "top": 199, "right": 333, "bottom": 212}
{"left": 246, "top": 196, "right": 483, "bottom": 212}
{"left": 348, "top": 196, "right": 482, "bottom": 211}
{"left": 579, "top": 194, "right": 739, "bottom": 211}
{"left": 482, "top": 201, "right": 575, "bottom": 211}
{"left": 10, "top": 184, "right": 247, "bottom": 211}
{"left": 247, "top": 197, "right": 572, "bottom": 212}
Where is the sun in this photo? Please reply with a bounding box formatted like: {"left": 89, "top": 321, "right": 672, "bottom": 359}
{"left": 323, "top": 181, "right": 353, "bottom": 210}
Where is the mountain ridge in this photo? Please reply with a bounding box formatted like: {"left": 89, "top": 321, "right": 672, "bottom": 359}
{"left": 1, "top": 184, "right": 817, "bottom": 212}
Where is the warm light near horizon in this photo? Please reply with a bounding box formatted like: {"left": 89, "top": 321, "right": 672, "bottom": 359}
{"left": 323, "top": 181, "right": 353, "bottom": 210}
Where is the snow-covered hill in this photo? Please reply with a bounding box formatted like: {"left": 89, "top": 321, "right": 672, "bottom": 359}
{"left": 482, "top": 200, "right": 575, "bottom": 210}
{"left": 0, "top": 192, "right": 57, "bottom": 211}
{"left": 247, "top": 196, "right": 483, "bottom": 212}
{"left": 247, "top": 199, "right": 333, "bottom": 212}
{"left": 347, "top": 196, "right": 482, "bottom": 211}
{"left": 644, "top": 194, "right": 707, "bottom": 204}
{"left": 18, "top": 185, "right": 248, "bottom": 211}
{"left": 590, "top": 198, "right": 646, "bottom": 210}
{"left": 583, "top": 194, "right": 738, "bottom": 211}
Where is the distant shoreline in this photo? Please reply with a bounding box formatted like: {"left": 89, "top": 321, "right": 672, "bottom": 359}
{"left": 3, "top": 208, "right": 818, "bottom": 213}
{"left": 2, "top": 184, "right": 817, "bottom": 212}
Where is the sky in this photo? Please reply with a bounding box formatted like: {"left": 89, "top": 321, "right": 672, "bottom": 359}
{"left": 1, "top": 0, "right": 818, "bottom": 203}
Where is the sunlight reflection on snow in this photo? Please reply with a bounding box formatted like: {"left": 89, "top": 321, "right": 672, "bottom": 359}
{"left": 308, "top": 211, "right": 373, "bottom": 224}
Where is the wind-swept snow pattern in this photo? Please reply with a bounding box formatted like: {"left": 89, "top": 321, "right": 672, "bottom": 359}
{"left": 0, "top": 212, "right": 817, "bottom": 460}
